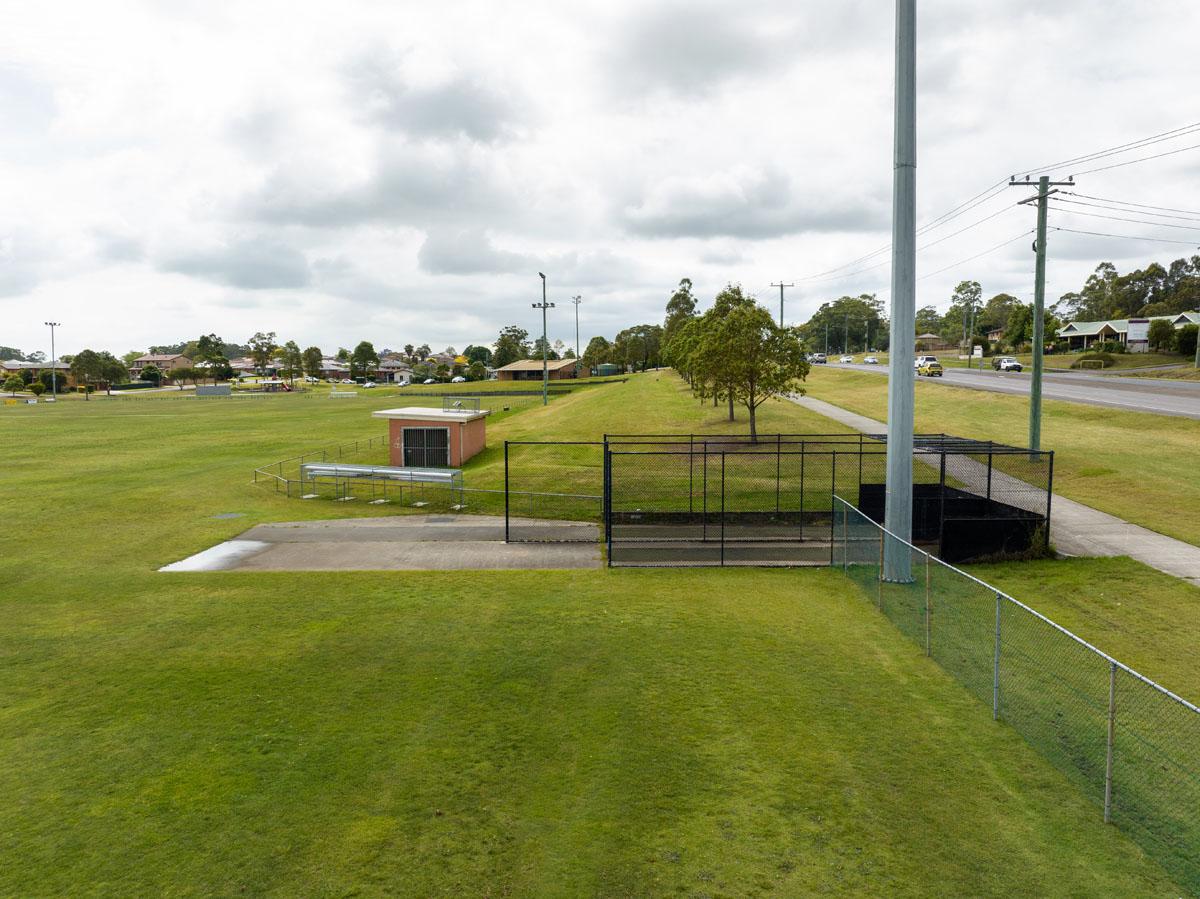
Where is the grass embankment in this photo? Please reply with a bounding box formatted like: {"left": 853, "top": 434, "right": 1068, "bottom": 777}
{"left": 970, "top": 557, "right": 1200, "bottom": 702}
{"left": 0, "top": 374, "right": 1186, "bottom": 895}
{"left": 802, "top": 366, "right": 1200, "bottom": 547}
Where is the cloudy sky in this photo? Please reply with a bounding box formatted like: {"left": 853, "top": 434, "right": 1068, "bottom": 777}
{"left": 3, "top": 0, "right": 1200, "bottom": 358}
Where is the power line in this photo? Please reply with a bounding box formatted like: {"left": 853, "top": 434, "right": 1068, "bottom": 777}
{"left": 1053, "top": 226, "right": 1200, "bottom": 247}
{"left": 1069, "top": 141, "right": 1200, "bottom": 176}
{"left": 1047, "top": 204, "right": 1200, "bottom": 232}
{"left": 1052, "top": 196, "right": 1200, "bottom": 223}
{"left": 1059, "top": 192, "right": 1200, "bottom": 218}
{"left": 1024, "top": 121, "right": 1200, "bottom": 177}
{"left": 917, "top": 230, "right": 1034, "bottom": 281}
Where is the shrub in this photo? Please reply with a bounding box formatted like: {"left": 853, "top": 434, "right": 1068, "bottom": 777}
{"left": 1177, "top": 324, "right": 1197, "bottom": 359}
{"left": 1094, "top": 340, "right": 1126, "bottom": 354}
{"left": 1071, "top": 352, "right": 1117, "bottom": 370}
{"left": 29, "top": 382, "right": 46, "bottom": 396}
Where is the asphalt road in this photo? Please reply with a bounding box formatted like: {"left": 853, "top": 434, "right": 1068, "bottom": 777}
{"left": 826, "top": 362, "right": 1200, "bottom": 419}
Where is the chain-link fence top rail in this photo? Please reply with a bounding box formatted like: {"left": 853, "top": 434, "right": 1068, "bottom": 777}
{"left": 833, "top": 496, "right": 1200, "bottom": 895}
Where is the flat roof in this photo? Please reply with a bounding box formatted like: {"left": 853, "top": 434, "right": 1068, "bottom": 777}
{"left": 372, "top": 406, "right": 490, "bottom": 422}
{"left": 494, "top": 358, "right": 577, "bottom": 372}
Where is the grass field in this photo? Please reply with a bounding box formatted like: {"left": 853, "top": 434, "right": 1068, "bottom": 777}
{"left": 803, "top": 366, "right": 1200, "bottom": 547}
{"left": 0, "top": 374, "right": 1187, "bottom": 895}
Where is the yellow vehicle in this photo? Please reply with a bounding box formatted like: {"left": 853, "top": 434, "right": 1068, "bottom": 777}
{"left": 917, "top": 361, "right": 943, "bottom": 377}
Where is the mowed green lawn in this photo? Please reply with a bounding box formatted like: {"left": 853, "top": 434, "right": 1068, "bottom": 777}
{"left": 0, "top": 376, "right": 1185, "bottom": 895}
{"left": 803, "top": 366, "right": 1200, "bottom": 546}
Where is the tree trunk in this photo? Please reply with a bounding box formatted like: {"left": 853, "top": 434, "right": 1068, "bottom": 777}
{"left": 727, "top": 388, "right": 734, "bottom": 421}
{"left": 748, "top": 402, "right": 757, "bottom": 443}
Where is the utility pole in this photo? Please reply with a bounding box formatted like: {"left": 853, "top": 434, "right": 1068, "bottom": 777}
{"left": 571, "top": 295, "right": 582, "bottom": 374}
{"left": 1010, "top": 174, "right": 1074, "bottom": 452}
{"left": 771, "top": 282, "right": 794, "bottom": 328}
{"left": 884, "top": 0, "right": 916, "bottom": 582}
{"left": 45, "top": 321, "right": 61, "bottom": 397}
{"left": 534, "top": 272, "right": 555, "bottom": 406}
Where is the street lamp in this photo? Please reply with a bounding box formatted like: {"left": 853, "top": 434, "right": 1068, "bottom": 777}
{"left": 533, "top": 273, "right": 555, "bottom": 406}
{"left": 44, "top": 321, "right": 61, "bottom": 398}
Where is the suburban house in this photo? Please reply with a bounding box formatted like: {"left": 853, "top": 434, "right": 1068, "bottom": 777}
{"left": 1059, "top": 311, "right": 1200, "bottom": 352}
{"left": 376, "top": 358, "right": 413, "bottom": 383}
{"left": 129, "top": 353, "right": 192, "bottom": 379}
{"left": 1, "top": 358, "right": 71, "bottom": 382}
{"left": 915, "top": 332, "right": 955, "bottom": 351}
{"left": 494, "top": 358, "right": 579, "bottom": 381}
{"left": 986, "top": 327, "right": 1005, "bottom": 344}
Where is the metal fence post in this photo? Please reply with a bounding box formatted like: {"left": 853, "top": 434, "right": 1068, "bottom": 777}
{"left": 993, "top": 592, "right": 1002, "bottom": 720}
{"left": 1044, "top": 451, "right": 1055, "bottom": 553}
{"left": 938, "top": 452, "right": 947, "bottom": 555}
{"left": 720, "top": 452, "right": 726, "bottom": 567}
{"left": 1105, "top": 661, "right": 1116, "bottom": 823}
{"left": 829, "top": 452, "right": 837, "bottom": 564}
{"left": 799, "top": 443, "right": 806, "bottom": 543}
{"left": 504, "top": 442, "right": 510, "bottom": 543}
{"left": 986, "top": 450, "right": 993, "bottom": 501}
{"left": 775, "top": 433, "right": 781, "bottom": 514}
{"left": 924, "top": 552, "right": 931, "bottom": 656}
{"left": 689, "top": 434, "right": 694, "bottom": 514}
{"left": 604, "top": 445, "right": 613, "bottom": 566}
{"left": 841, "top": 499, "right": 848, "bottom": 571}
{"left": 702, "top": 446, "right": 708, "bottom": 542}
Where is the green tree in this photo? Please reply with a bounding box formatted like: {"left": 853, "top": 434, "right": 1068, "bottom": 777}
{"left": 581, "top": 336, "right": 611, "bottom": 371}
{"left": 194, "top": 334, "right": 230, "bottom": 384}
{"left": 403, "top": 343, "right": 415, "bottom": 361}
{"left": 915, "top": 305, "right": 943, "bottom": 335}
{"left": 663, "top": 277, "right": 698, "bottom": 348}
{"left": 302, "top": 346, "right": 323, "bottom": 379}
{"left": 279, "top": 340, "right": 304, "bottom": 384}
{"left": 1147, "top": 319, "right": 1176, "bottom": 352}
{"left": 1006, "top": 303, "right": 1033, "bottom": 350}
{"left": 980, "top": 293, "right": 1020, "bottom": 334}
{"left": 946, "top": 280, "right": 983, "bottom": 350}
{"left": 1176, "top": 324, "right": 1198, "bottom": 360}
{"left": 248, "top": 331, "right": 278, "bottom": 374}
{"left": 140, "top": 363, "right": 163, "bottom": 386}
{"left": 38, "top": 370, "right": 65, "bottom": 394}
{"left": 171, "top": 366, "right": 196, "bottom": 388}
{"left": 464, "top": 344, "right": 492, "bottom": 365}
{"left": 4, "top": 375, "right": 23, "bottom": 395}
{"left": 467, "top": 361, "right": 487, "bottom": 381}
{"left": 799, "top": 294, "right": 887, "bottom": 354}
{"left": 29, "top": 382, "right": 46, "bottom": 396}
{"left": 350, "top": 341, "right": 379, "bottom": 380}
{"left": 69, "top": 350, "right": 103, "bottom": 396}
{"left": 532, "top": 336, "right": 559, "bottom": 360}
{"left": 122, "top": 350, "right": 143, "bottom": 366}
{"left": 492, "top": 326, "right": 530, "bottom": 368}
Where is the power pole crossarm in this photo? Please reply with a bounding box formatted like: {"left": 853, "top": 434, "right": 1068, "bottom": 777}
{"left": 770, "top": 282, "right": 794, "bottom": 328}
{"left": 534, "top": 273, "right": 555, "bottom": 406}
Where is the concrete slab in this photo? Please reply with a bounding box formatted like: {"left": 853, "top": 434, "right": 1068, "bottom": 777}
{"left": 160, "top": 514, "right": 600, "bottom": 572}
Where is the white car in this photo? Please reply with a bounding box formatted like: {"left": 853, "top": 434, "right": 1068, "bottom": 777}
{"left": 863, "top": 355, "right": 879, "bottom": 364}
{"left": 340, "top": 378, "right": 354, "bottom": 384}
{"left": 423, "top": 378, "right": 436, "bottom": 384}
{"left": 839, "top": 355, "right": 854, "bottom": 364}
{"left": 304, "top": 376, "right": 319, "bottom": 383}
{"left": 362, "top": 381, "right": 376, "bottom": 388}
{"left": 914, "top": 355, "right": 938, "bottom": 370}
{"left": 450, "top": 375, "right": 467, "bottom": 383}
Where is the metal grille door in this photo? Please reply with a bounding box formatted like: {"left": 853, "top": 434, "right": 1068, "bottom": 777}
{"left": 403, "top": 427, "right": 449, "bottom": 467}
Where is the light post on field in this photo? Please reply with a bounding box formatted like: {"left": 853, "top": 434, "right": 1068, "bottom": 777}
{"left": 534, "top": 273, "right": 555, "bottom": 406}
{"left": 571, "top": 295, "right": 582, "bottom": 375}
{"left": 45, "top": 321, "right": 61, "bottom": 397}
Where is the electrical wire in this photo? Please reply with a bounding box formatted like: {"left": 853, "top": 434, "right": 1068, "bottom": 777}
{"left": 1024, "top": 121, "right": 1200, "bottom": 177}
{"left": 1052, "top": 197, "right": 1200, "bottom": 223}
{"left": 917, "top": 230, "right": 1035, "bottom": 281}
{"left": 1052, "top": 226, "right": 1200, "bottom": 247}
{"left": 1047, "top": 203, "right": 1200, "bottom": 232}
{"left": 1058, "top": 192, "right": 1200, "bottom": 218}
{"left": 1069, "top": 141, "right": 1200, "bottom": 176}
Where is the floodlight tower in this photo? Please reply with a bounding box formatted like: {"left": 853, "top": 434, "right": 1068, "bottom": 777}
{"left": 883, "top": 0, "right": 916, "bottom": 582}
{"left": 534, "top": 273, "right": 555, "bottom": 406}
{"left": 45, "top": 321, "right": 61, "bottom": 396}
{"left": 571, "top": 295, "right": 582, "bottom": 373}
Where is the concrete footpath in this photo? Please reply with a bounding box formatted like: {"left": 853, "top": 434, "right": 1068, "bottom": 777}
{"left": 788, "top": 394, "right": 1200, "bottom": 587}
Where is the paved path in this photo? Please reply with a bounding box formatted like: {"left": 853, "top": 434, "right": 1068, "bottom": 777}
{"left": 788, "top": 394, "right": 1200, "bottom": 586}
{"left": 828, "top": 362, "right": 1200, "bottom": 419}
{"left": 161, "top": 514, "right": 601, "bottom": 571}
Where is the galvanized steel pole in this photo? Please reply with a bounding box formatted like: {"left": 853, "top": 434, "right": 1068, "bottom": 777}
{"left": 534, "top": 273, "right": 555, "bottom": 406}
{"left": 884, "top": 0, "right": 916, "bottom": 582}
{"left": 1030, "top": 175, "right": 1049, "bottom": 452}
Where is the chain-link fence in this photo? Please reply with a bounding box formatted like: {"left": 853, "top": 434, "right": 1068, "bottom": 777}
{"left": 833, "top": 495, "right": 1200, "bottom": 894}
{"left": 503, "top": 441, "right": 604, "bottom": 542}
{"left": 599, "top": 435, "right": 1052, "bottom": 567}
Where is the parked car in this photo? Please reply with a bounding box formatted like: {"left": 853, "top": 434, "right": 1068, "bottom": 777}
{"left": 914, "top": 355, "right": 938, "bottom": 369}
{"left": 423, "top": 378, "right": 436, "bottom": 384}
{"left": 810, "top": 353, "right": 827, "bottom": 364}
{"left": 992, "top": 356, "right": 1023, "bottom": 372}
{"left": 362, "top": 381, "right": 377, "bottom": 388}
{"left": 340, "top": 378, "right": 354, "bottom": 384}
{"left": 838, "top": 355, "right": 854, "bottom": 364}
{"left": 304, "top": 376, "right": 319, "bottom": 383}
{"left": 917, "top": 360, "right": 944, "bottom": 377}
{"left": 863, "top": 355, "right": 879, "bottom": 364}
{"left": 450, "top": 375, "right": 467, "bottom": 383}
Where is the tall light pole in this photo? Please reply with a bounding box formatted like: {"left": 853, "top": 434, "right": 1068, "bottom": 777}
{"left": 571, "top": 295, "right": 582, "bottom": 374}
{"left": 884, "top": 0, "right": 916, "bottom": 582}
{"left": 45, "top": 321, "right": 61, "bottom": 397}
{"left": 533, "top": 273, "right": 555, "bottom": 406}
